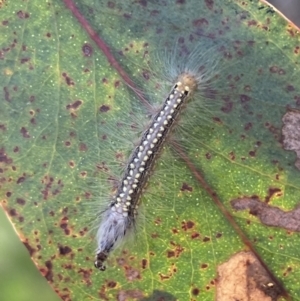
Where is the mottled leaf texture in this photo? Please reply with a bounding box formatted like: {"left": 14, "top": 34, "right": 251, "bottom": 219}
{"left": 1, "top": 0, "right": 300, "bottom": 301}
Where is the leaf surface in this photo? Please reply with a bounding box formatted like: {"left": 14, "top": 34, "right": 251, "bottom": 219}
{"left": 1, "top": 0, "right": 300, "bottom": 300}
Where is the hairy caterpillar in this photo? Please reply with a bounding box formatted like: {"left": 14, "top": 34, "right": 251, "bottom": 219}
{"left": 93, "top": 41, "right": 223, "bottom": 271}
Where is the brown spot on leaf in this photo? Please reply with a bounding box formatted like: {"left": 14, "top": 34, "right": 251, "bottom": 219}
{"left": 193, "top": 18, "right": 208, "bottom": 27}
{"left": 167, "top": 250, "right": 175, "bottom": 258}
{"left": 265, "top": 187, "right": 282, "bottom": 203}
{"left": 44, "top": 260, "right": 54, "bottom": 282}
{"left": 231, "top": 196, "right": 300, "bottom": 231}
{"left": 205, "top": 152, "right": 212, "bottom": 159}
{"left": 141, "top": 259, "right": 147, "bottom": 269}
{"left": 99, "top": 105, "right": 110, "bottom": 113}
{"left": 62, "top": 72, "right": 74, "bottom": 86}
{"left": 82, "top": 43, "right": 93, "bottom": 57}
{"left": 286, "top": 85, "right": 295, "bottom": 92}
{"left": 191, "top": 287, "right": 200, "bottom": 296}
{"left": 244, "top": 122, "right": 252, "bottom": 131}
{"left": 0, "top": 149, "right": 13, "bottom": 164}
{"left": 107, "top": 280, "right": 117, "bottom": 288}
{"left": 269, "top": 66, "right": 278, "bottom": 73}
{"left": 216, "top": 232, "right": 222, "bottom": 238}
{"left": 117, "top": 290, "right": 144, "bottom": 301}
{"left": 217, "top": 252, "right": 282, "bottom": 301}
{"left": 191, "top": 232, "right": 200, "bottom": 239}
{"left": 249, "top": 150, "right": 256, "bottom": 157}
{"left": 20, "top": 127, "right": 30, "bottom": 138}
{"left": 167, "top": 242, "right": 184, "bottom": 258}
{"left": 181, "top": 220, "right": 195, "bottom": 231}
{"left": 107, "top": 1, "right": 115, "bottom": 9}
{"left": 41, "top": 175, "right": 64, "bottom": 200}
{"left": 9, "top": 208, "right": 17, "bottom": 216}
{"left": 17, "top": 176, "right": 25, "bottom": 184}
{"left": 205, "top": 0, "right": 214, "bottom": 10}
{"left": 16, "top": 198, "right": 26, "bottom": 205}
{"left": 79, "top": 143, "right": 87, "bottom": 152}
{"left": 23, "top": 240, "right": 36, "bottom": 256}
{"left": 124, "top": 266, "right": 141, "bottom": 281}
{"left": 240, "top": 94, "right": 251, "bottom": 103}
{"left": 59, "top": 245, "right": 72, "bottom": 255}
{"left": 17, "top": 10, "right": 29, "bottom": 19}
{"left": 20, "top": 57, "right": 30, "bottom": 64}
{"left": 221, "top": 101, "right": 233, "bottom": 113}
{"left": 0, "top": 124, "right": 6, "bottom": 131}
{"left": 282, "top": 110, "right": 300, "bottom": 170}
{"left": 180, "top": 182, "right": 193, "bottom": 192}
{"left": 229, "top": 151, "right": 235, "bottom": 160}
{"left": 4, "top": 87, "right": 10, "bottom": 101}
{"left": 66, "top": 100, "right": 82, "bottom": 110}
{"left": 203, "top": 236, "right": 210, "bottom": 242}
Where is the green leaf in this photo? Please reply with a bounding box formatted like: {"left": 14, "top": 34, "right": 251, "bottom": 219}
{"left": 1, "top": 0, "right": 300, "bottom": 300}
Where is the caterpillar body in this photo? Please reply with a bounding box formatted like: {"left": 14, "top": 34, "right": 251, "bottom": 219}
{"left": 95, "top": 73, "right": 198, "bottom": 270}
{"left": 93, "top": 41, "right": 224, "bottom": 271}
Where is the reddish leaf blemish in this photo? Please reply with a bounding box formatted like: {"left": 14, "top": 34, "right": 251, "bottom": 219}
{"left": 0, "top": 148, "right": 13, "bottom": 164}
{"left": 17, "top": 176, "right": 25, "bottom": 184}
{"left": 205, "top": 0, "right": 214, "bottom": 10}
{"left": 44, "top": 260, "right": 54, "bottom": 282}
{"left": 286, "top": 85, "right": 295, "bottom": 92}
{"left": 191, "top": 232, "right": 200, "bottom": 239}
{"left": 17, "top": 10, "right": 30, "bottom": 19}
{"left": 59, "top": 245, "right": 72, "bottom": 255}
{"left": 244, "top": 122, "right": 252, "bottom": 131}
{"left": 216, "top": 232, "right": 222, "bottom": 238}
{"left": 99, "top": 105, "right": 110, "bottom": 112}
{"left": 180, "top": 182, "right": 193, "bottom": 192}
{"left": 9, "top": 208, "right": 17, "bottom": 216}
{"left": 79, "top": 142, "right": 87, "bottom": 151}
{"left": 141, "top": 259, "right": 147, "bottom": 269}
{"left": 82, "top": 43, "right": 93, "bottom": 57}
{"left": 221, "top": 101, "right": 233, "bottom": 113}
{"left": 205, "top": 152, "right": 212, "bottom": 159}
{"left": 20, "top": 57, "right": 30, "bottom": 64}
{"left": 4, "top": 87, "right": 10, "bottom": 101}
{"left": 23, "top": 240, "right": 36, "bottom": 256}
{"left": 107, "top": 1, "right": 115, "bottom": 9}
{"left": 181, "top": 220, "right": 195, "bottom": 231}
{"left": 249, "top": 150, "right": 256, "bottom": 157}
{"left": 229, "top": 151, "right": 235, "bottom": 160}
{"left": 107, "top": 281, "right": 117, "bottom": 288}
{"left": 16, "top": 198, "right": 26, "bottom": 205}
{"left": 62, "top": 72, "right": 74, "bottom": 86}
{"left": 265, "top": 187, "right": 282, "bottom": 203}
{"left": 193, "top": 18, "right": 208, "bottom": 27}
{"left": 66, "top": 100, "right": 82, "bottom": 110}
{"left": 20, "top": 127, "right": 30, "bottom": 138}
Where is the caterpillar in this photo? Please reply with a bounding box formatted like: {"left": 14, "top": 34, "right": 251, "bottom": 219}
{"left": 93, "top": 41, "right": 222, "bottom": 271}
